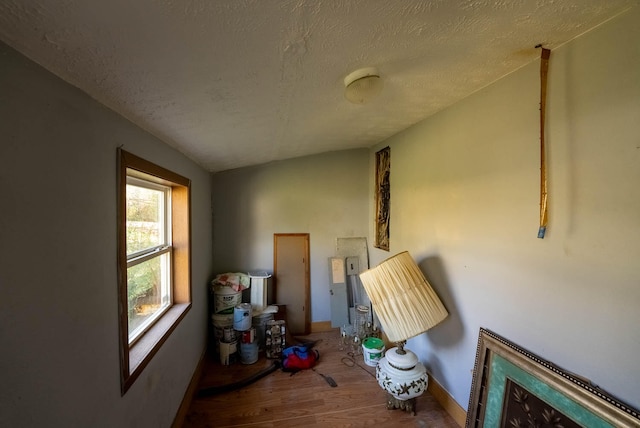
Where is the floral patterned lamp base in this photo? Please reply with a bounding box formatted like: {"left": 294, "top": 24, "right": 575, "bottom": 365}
{"left": 376, "top": 344, "right": 429, "bottom": 416}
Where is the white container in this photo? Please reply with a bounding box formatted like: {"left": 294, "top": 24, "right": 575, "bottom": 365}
{"left": 249, "top": 271, "right": 271, "bottom": 311}
{"left": 233, "top": 303, "right": 252, "bottom": 331}
{"left": 214, "top": 286, "right": 242, "bottom": 314}
{"left": 362, "top": 337, "right": 385, "bottom": 367}
{"left": 219, "top": 340, "right": 238, "bottom": 365}
{"left": 211, "top": 313, "right": 234, "bottom": 341}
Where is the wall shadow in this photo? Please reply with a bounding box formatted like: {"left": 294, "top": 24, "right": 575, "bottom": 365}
{"left": 418, "top": 255, "right": 464, "bottom": 349}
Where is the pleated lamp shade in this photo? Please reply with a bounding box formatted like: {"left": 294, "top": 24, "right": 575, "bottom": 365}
{"left": 359, "top": 251, "right": 448, "bottom": 343}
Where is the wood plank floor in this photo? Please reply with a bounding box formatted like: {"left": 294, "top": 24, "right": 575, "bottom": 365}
{"left": 182, "top": 330, "right": 460, "bottom": 427}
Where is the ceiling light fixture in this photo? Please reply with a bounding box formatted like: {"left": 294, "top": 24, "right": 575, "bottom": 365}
{"left": 343, "top": 67, "right": 383, "bottom": 104}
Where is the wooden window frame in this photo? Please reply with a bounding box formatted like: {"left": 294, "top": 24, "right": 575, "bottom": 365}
{"left": 117, "top": 149, "right": 192, "bottom": 394}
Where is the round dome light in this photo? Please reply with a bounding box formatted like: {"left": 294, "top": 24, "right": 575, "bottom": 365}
{"left": 344, "top": 67, "right": 383, "bottom": 104}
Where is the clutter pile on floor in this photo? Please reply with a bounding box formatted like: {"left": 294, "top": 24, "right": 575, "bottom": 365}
{"left": 197, "top": 339, "right": 338, "bottom": 397}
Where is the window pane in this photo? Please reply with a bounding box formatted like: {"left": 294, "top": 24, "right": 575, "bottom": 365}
{"left": 127, "top": 253, "right": 171, "bottom": 342}
{"left": 126, "top": 184, "right": 165, "bottom": 255}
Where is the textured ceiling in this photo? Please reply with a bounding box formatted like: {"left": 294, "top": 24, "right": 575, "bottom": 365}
{"left": 0, "top": 0, "right": 636, "bottom": 172}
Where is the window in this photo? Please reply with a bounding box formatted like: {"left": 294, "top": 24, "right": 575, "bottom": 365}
{"left": 117, "top": 149, "right": 191, "bottom": 394}
{"left": 126, "top": 178, "right": 172, "bottom": 343}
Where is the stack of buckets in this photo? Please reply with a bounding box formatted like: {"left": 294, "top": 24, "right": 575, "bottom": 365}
{"left": 234, "top": 303, "right": 259, "bottom": 364}
{"left": 211, "top": 286, "right": 240, "bottom": 364}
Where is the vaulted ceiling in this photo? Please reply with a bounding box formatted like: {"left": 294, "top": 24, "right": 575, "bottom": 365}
{"left": 0, "top": 0, "right": 635, "bottom": 172}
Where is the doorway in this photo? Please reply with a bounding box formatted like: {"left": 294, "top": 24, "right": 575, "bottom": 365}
{"left": 273, "top": 233, "right": 310, "bottom": 335}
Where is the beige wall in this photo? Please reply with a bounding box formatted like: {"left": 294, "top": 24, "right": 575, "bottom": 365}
{"left": 367, "top": 6, "right": 640, "bottom": 410}
{"left": 3, "top": 5, "right": 636, "bottom": 425}
{"left": 211, "top": 149, "right": 369, "bottom": 322}
{"left": 0, "top": 42, "right": 212, "bottom": 427}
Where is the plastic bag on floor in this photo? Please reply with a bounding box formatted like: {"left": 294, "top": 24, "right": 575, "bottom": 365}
{"left": 281, "top": 345, "right": 319, "bottom": 372}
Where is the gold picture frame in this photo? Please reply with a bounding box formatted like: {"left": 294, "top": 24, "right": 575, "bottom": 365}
{"left": 466, "top": 328, "right": 639, "bottom": 427}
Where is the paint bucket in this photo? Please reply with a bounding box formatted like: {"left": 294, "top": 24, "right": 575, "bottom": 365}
{"left": 233, "top": 303, "right": 252, "bottom": 331}
{"left": 219, "top": 340, "right": 238, "bottom": 365}
{"left": 222, "top": 327, "right": 236, "bottom": 343}
{"left": 241, "top": 327, "right": 255, "bottom": 344}
{"left": 211, "top": 313, "right": 234, "bottom": 354}
{"left": 240, "top": 341, "right": 259, "bottom": 364}
{"left": 214, "top": 286, "right": 242, "bottom": 314}
{"left": 252, "top": 313, "right": 274, "bottom": 350}
{"left": 362, "top": 337, "right": 385, "bottom": 367}
{"left": 212, "top": 313, "right": 234, "bottom": 339}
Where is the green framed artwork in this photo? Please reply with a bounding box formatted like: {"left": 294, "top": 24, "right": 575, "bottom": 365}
{"left": 466, "top": 328, "right": 639, "bottom": 428}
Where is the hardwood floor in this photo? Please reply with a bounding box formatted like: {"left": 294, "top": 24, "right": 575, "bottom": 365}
{"left": 181, "top": 330, "right": 460, "bottom": 427}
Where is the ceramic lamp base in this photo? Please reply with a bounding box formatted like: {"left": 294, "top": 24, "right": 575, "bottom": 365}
{"left": 375, "top": 345, "right": 429, "bottom": 416}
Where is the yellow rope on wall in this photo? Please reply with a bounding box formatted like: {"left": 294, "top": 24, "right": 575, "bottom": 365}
{"left": 538, "top": 47, "right": 551, "bottom": 239}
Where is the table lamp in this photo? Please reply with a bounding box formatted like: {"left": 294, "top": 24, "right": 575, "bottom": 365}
{"left": 359, "top": 251, "right": 448, "bottom": 415}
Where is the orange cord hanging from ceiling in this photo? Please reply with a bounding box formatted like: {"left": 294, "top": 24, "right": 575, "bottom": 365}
{"left": 538, "top": 46, "right": 551, "bottom": 239}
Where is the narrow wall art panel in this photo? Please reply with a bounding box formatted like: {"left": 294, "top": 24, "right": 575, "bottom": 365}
{"left": 374, "top": 147, "right": 390, "bottom": 251}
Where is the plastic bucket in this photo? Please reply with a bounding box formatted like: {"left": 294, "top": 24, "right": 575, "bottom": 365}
{"left": 362, "top": 337, "right": 385, "bottom": 367}
{"left": 214, "top": 286, "right": 242, "bottom": 314}
{"left": 212, "top": 313, "right": 233, "bottom": 335}
{"left": 211, "top": 313, "right": 234, "bottom": 353}
{"left": 219, "top": 340, "right": 238, "bottom": 365}
{"left": 233, "top": 303, "right": 252, "bottom": 331}
{"left": 222, "top": 327, "right": 236, "bottom": 342}
{"left": 240, "top": 341, "right": 259, "bottom": 364}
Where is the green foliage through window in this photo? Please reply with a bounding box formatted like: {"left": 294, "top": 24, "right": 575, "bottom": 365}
{"left": 125, "top": 181, "right": 170, "bottom": 341}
